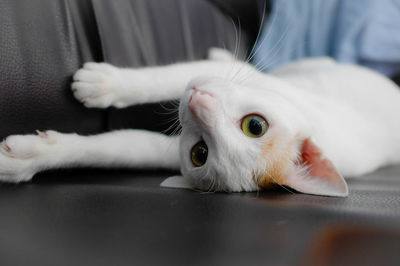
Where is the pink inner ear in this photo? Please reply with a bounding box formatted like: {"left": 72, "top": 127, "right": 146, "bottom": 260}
{"left": 283, "top": 138, "right": 348, "bottom": 197}
{"left": 301, "top": 138, "right": 340, "bottom": 183}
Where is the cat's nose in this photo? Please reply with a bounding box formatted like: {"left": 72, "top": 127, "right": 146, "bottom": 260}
{"left": 189, "top": 89, "right": 217, "bottom": 127}
{"left": 189, "top": 89, "right": 215, "bottom": 110}
{"left": 189, "top": 87, "right": 213, "bottom": 105}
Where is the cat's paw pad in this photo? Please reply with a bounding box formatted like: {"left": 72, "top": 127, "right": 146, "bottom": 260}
{"left": 72, "top": 62, "right": 123, "bottom": 108}
{"left": 1, "top": 131, "right": 58, "bottom": 159}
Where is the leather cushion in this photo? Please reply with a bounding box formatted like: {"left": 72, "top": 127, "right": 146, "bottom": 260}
{"left": 0, "top": 0, "right": 255, "bottom": 137}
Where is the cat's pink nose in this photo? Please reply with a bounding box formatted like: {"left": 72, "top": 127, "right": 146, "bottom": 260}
{"left": 189, "top": 89, "right": 214, "bottom": 107}
{"left": 188, "top": 89, "right": 216, "bottom": 126}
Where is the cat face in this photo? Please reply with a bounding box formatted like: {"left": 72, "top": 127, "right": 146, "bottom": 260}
{"left": 178, "top": 76, "right": 348, "bottom": 196}
{"left": 179, "top": 76, "right": 301, "bottom": 192}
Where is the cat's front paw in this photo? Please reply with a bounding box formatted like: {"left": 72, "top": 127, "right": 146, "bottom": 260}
{"left": 0, "top": 131, "right": 58, "bottom": 182}
{"left": 72, "top": 62, "right": 127, "bottom": 108}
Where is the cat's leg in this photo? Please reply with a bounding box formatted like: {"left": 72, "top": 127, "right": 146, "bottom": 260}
{"left": 0, "top": 130, "right": 180, "bottom": 182}
{"left": 71, "top": 59, "right": 258, "bottom": 109}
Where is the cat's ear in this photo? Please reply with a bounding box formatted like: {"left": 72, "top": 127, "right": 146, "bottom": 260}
{"left": 160, "top": 175, "right": 195, "bottom": 190}
{"left": 284, "top": 139, "right": 348, "bottom": 197}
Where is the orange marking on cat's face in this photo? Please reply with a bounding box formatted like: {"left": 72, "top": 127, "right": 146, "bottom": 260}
{"left": 257, "top": 161, "right": 288, "bottom": 188}
{"left": 256, "top": 133, "right": 295, "bottom": 188}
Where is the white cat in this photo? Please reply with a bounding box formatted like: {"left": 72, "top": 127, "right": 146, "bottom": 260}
{"left": 1, "top": 48, "right": 400, "bottom": 197}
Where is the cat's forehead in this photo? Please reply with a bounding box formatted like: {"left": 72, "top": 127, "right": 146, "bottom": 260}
{"left": 192, "top": 76, "right": 286, "bottom": 101}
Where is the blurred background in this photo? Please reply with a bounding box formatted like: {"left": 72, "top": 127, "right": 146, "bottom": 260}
{"left": 253, "top": 0, "right": 400, "bottom": 81}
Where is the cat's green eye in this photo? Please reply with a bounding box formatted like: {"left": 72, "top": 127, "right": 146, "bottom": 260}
{"left": 241, "top": 115, "right": 268, "bottom": 138}
{"left": 191, "top": 141, "right": 208, "bottom": 167}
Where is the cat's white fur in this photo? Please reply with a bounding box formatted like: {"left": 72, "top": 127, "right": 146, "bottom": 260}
{"left": 1, "top": 48, "right": 400, "bottom": 197}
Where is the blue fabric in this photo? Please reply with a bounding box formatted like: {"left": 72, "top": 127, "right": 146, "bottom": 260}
{"left": 253, "top": 0, "right": 400, "bottom": 76}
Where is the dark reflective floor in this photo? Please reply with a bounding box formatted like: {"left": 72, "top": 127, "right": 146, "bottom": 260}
{"left": 1, "top": 166, "right": 400, "bottom": 266}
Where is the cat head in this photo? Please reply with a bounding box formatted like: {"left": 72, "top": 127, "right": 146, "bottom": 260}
{"left": 178, "top": 76, "right": 348, "bottom": 197}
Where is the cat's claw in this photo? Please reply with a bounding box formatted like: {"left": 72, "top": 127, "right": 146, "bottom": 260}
{"left": 72, "top": 62, "right": 125, "bottom": 108}
{"left": 1, "top": 141, "right": 11, "bottom": 153}
{"left": 36, "top": 130, "right": 47, "bottom": 138}
{"left": 1, "top": 132, "right": 56, "bottom": 159}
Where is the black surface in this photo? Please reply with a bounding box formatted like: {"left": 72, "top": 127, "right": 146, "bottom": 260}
{"left": 393, "top": 72, "right": 400, "bottom": 86}
{"left": 1, "top": 166, "right": 400, "bottom": 266}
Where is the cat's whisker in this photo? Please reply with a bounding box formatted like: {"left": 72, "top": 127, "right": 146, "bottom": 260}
{"left": 155, "top": 101, "right": 181, "bottom": 135}
{"left": 253, "top": 171, "right": 261, "bottom": 197}
{"left": 257, "top": 46, "right": 301, "bottom": 72}
{"left": 234, "top": 22, "right": 292, "bottom": 84}
{"left": 156, "top": 101, "right": 180, "bottom": 115}
{"left": 231, "top": 2, "right": 270, "bottom": 81}
{"left": 205, "top": 176, "right": 216, "bottom": 193}
{"left": 236, "top": 22, "right": 297, "bottom": 84}
{"left": 231, "top": 19, "right": 248, "bottom": 82}
{"left": 225, "top": 18, "right": 239, "bottom": 80}
{"left": 226, "top": 17, "right": 241, "bottom": 81}
{"left": 169, "top": 125, "right": 182, "bottom": 137}
{"left": 231, "top": 2, "right": 285, "bottom": 84}
{"left": 252, "top": 4, "right": 300, "bottom": 72}
{"left": 160, "top": 116, "right": 180, "bottom": 130}
{"left": 243, "top": 2, "right": 268, "bottom": 64}
{"left": 233, "top": 17, "right": 243, "bottom": 62}
{"left": 249, "top": 20, "right": 291, "bottom": 71}
{"left": 239, "top": 37, "right": 309, "bottom": 85}
{"left": 158, "top": 111, "right": 179, "bottom": 123}
{"left": 162, "top": 118, "right": 182, "bottom": 136}
{"left": 267, "top": 173, "right": 295, "bottom": 195}
{"left": 248, "top": 2, "right": 284, "bottom": 66}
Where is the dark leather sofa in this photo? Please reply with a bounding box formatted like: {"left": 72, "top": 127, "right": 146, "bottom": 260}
{"left": 1, "top": 1, "right": 400, "bottom": 265}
